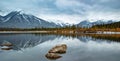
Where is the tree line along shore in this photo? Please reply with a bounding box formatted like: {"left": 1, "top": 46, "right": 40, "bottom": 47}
{"left": 0, "top": 21, "right": 120, "bottom": 33}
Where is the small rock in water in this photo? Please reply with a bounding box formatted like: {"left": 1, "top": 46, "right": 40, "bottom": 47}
{"left": 1, "top": 46, "right": 12, "bottom": 50}
{"left": 45, "top": 53, "right": 62, "bottom": 60}
{"left": 1, "top": 41, "right": 13, "bottom": 46}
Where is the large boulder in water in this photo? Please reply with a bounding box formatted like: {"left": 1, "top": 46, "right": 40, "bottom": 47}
{"left": 45, "top": 44, "right": 67, "bottom": 60}
{"left": 49, "top": 44, "right": 67, "bottom": 54}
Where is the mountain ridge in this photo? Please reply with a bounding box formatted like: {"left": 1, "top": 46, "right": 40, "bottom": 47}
{"left": 77, "top": 20, "right": 116, "bottom": 28}
{"left": 0, "top": 11, "right": 118, "bottom": 28}
{"left": 0, "top": 11, "right": 63, "bottom": 28}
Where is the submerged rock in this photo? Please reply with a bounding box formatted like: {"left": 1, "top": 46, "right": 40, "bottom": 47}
{"left": 45, "top": 53, "right": 62, "bottom": 60}
{"left": 1, "top": 41, "right": 13, "bottom": 46}
{"left": 49, "top": 44, "right": 67, "bottom": 54}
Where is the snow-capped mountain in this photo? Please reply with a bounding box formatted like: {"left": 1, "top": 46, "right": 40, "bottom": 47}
{"left": 77, "top": 20, "right": 92, "bottom": 28}
{"left": 0, "top": 11, "right": 63, "bottom": 28}
{"left": 0, "top": 11, "right": 117, "bottom": 28}
{"left": 0, "top": 15, "right": 4, "bottom": 22}
{"left": 92, "top": 20, "right": 114, "bottom": 25}
{"left": 77, "top": 20, "right": 115, "bottom": 28}
{"left": 46, "top": 20, "right": 69, "bottom": 27}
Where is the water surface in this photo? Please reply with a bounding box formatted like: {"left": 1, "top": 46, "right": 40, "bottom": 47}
{"left": 0, "top": 34, "right": 120, "bottom": 61}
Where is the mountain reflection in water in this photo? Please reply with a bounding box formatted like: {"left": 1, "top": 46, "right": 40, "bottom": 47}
{"left": 0, "top": 34, "right": 120, "bottom": 61}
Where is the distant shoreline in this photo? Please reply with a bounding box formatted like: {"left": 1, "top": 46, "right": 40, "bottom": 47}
{"left": 0, "top": 31, "right": 120, "bottom": 34}
{"left": 0, "top": 31, "right": 52, "bottom": 33}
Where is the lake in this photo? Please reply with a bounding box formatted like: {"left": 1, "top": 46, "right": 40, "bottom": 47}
{"left": 0, "top": 33, "right": 120, "bottom": 61}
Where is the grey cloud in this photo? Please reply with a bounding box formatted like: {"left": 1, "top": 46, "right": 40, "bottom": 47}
{"left": 0, "top": 0, "right": 120, "bottom": 23}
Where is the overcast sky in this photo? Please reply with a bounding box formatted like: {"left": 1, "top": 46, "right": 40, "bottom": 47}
{"left": 0, "top": 0, "right": 120, "bottom": 24}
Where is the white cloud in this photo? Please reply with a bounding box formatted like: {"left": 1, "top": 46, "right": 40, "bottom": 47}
{"left": 38, "top": 14, "right": 82, "bottom": 24}
{"left": 85, "top": 11, "right": 120, "bottom": 22}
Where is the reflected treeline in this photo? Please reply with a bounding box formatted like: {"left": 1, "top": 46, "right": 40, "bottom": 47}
{"left": 33, "top": 33, "right": 120, "bottom": 42}
{"left": 33, "top": 33, "right": 84, "bottom": 38}
{"left": 84, "top": 34, "right": 120, "bottom": 42}
{"left": 0, "top": 34, "right": 57, "bottom": 51}
{"left": 0, "top": 33, "right": 120, "bottom": 51}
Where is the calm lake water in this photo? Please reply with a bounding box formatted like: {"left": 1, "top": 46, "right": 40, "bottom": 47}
{"left": 0, "top": 34, "right": 120, "bottom": 61}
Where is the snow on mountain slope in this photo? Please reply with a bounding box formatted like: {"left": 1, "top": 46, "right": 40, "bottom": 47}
{"left": 0, "top": 11, "right": 117, "bottom": 28}
{"left": 77, "top": 20, "right": 115, "bottom": 28}
{"left": 47, "top": 20, "right": 70, "bottom": 27}
{"left": 0, "top": 11, "right": 63, "bottom": 28}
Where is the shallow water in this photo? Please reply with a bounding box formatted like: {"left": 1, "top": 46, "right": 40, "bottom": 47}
{"left": 0, "top": 34, "right": 120, "bottom": 61}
